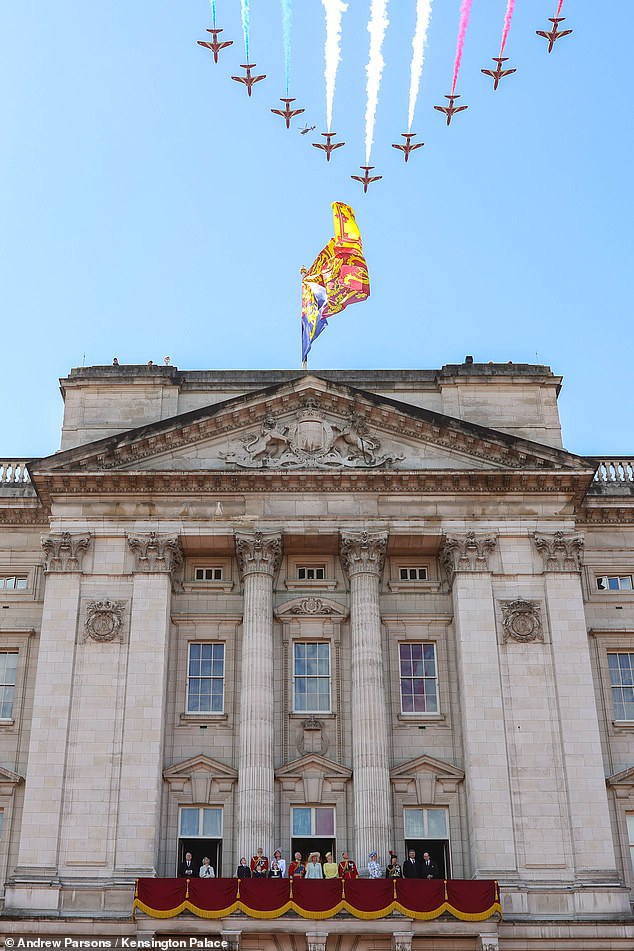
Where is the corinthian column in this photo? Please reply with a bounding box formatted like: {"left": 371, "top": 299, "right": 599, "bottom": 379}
{"left": 340, "top": 531, "right": 391, "bottom": 869}
{"left": 235, "top": 531, "right": 283, "bottom": 863}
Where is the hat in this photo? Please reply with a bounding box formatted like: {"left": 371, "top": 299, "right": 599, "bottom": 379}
{"left": 369, "top": 851, "right": 377, "bottom": 858}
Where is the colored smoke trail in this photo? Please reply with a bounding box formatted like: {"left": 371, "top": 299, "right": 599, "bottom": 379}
{"left": 407, "top": 0, "right": 434, "bottom": 132}
{"left": 499, "top": 0, "right": 516, "bottom": 55}
{"left": 241, "top": 0, "right": 250, "bottom": 60}
{"left": 281, "top": 0, "right": 292, "bottom": 95}
{"left": 210, "top": 0, "right": 216, "bottom": 27}
{"left": 322, "top": 0, "right": 348, "bottom": 131}
{"left": 365, "top": 0, "right": 390, "bottom": 164}
{"left": 556, "top": 0, "right": 564, "bottom": 15}
{"left": 451, "top": 0, "right": 473, "bottom": 95}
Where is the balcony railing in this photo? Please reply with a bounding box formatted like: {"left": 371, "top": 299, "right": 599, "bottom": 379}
{"left": 592, "top": 458, "right": 634, "bottom": 485}
{"left": 0, "top": 460, "right": 32, "bottom": 485}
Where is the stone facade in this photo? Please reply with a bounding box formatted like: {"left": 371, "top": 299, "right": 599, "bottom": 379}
{"left": 0, "top": 361, "right": 632, "bottom": 949}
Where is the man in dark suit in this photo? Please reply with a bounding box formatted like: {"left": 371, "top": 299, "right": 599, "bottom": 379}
{"left": 421, "top": 851, "right": 441, "bottom": 879}
{"left": 402, "top": 848, "right": 420, "bottom": 878}
{"left": 178, "top": 851, "right": 195, "bottom": 877}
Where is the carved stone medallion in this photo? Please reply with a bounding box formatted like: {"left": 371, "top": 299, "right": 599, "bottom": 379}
{"left": 85, "top": 599, "right": 125, "bottom": 643}
{"left": 500, "top": 599, "right": 543, "bottom": 643}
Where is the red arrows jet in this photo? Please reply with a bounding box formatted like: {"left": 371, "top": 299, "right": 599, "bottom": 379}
{"left": 271, "top": 98, "right": 305, "bottom": 129}
{"left": 536, "top": 18, "right": 572, "bottom": 53}
{"left": 312, "top": 132, "right": 345, "bottom": 161}
{"left": 481, "top": 56, "right": 517, "bottom": 90}
{"left": 231, "top": 64, "right": 266, "bottom": 97}
{"left": 434, "top": 94, "right": 469, "bottom": 126}
{"left": 351, "top": 166, "right": 382, "bottom": 193}
{"left": 196, "top": 28, "right": 233, "bottom": 64}
{"left": 391, "top": 133, "right": 425, "bottom": 163}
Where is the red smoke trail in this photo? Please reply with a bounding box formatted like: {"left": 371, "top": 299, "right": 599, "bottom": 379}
{"left": 499, "top": 0, "right": 516, "bottom": 56}
{"left": 451, "top": 0, "right": 474, "bottom": 95}
{"left": 555, "top": 0, "right": 564, "bottom": 15}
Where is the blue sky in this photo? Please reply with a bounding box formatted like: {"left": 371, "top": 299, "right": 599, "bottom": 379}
{"left": 1, "top": 2, "right": 632, "bottom": 458}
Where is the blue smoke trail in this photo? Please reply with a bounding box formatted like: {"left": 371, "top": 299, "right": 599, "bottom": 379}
{"left": 210, "top": 0, "right": 216, "bottom": 27}
{"left": 241, "top": 0, "right": 250, "bottom": 60}
{"left": 281, "top": 0, "right": 292, "bottom": 94}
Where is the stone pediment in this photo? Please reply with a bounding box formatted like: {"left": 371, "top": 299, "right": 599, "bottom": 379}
{"left": 31, "top": 375, "right": 590, "bottom": 482}
{"left": 163, "top": 754, "right": 238, "bottom": 800}
{"left": 275, "top": 754, "right": 352, "bottom": 798}
{"left": 391, "top": 754, "right": 465, "bottom": 800}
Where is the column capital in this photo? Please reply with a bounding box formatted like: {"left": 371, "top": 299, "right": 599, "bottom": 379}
{"left": 127, "top": 532, "right": 183, "bottom": 574}
{"left": 339, "top": 531, "right": 388, "bottom": 578}
{"left": 234, "top": 531, "right": 282, "bottom": 579}
{"left": 439, "top": 531, "right": 497, "bottom": 585}
{"left": 533, "top": 531, "right": 584, "bottom": 572}
{"left": 41, "top": 531, "right": 92, "bottom": 573}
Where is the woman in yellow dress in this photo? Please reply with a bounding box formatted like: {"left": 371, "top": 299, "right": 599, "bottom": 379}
{"left": 323, "top": 851, "right": 338, "bottom": 879}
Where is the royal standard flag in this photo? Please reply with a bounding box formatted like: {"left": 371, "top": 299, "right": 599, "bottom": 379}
{"left": 301, "top": 202, "right": 370, "bottom": 363}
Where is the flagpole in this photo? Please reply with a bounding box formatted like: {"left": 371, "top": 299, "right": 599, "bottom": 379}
{"left": 300, "top": 266, "right": 307, "bottom": 370}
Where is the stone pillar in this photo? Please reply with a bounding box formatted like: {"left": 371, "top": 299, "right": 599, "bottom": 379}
{"left": 10, "top": 532, "right": 91, "bottom": 903}
{"left": 305, "top": 934, "right": 328, "bottom": 951}
{"left": 533, "top": 532, "right": 618, "bottom": 878}
{"left": 235, "top": 531, "right": 282, "bottom": 863}
{"left": 340, "top": 530, "right": 392, "bottom": 870}
{"left": 115, "top": 532, "right": 182, "bottom": 873}
{"left": 440, "top": 532, "right": 517, "bottom": 877}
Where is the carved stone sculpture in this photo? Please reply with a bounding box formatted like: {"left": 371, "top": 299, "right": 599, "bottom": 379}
{"left": 340, "top": 531, "right": 388, "bottom": 578}
{"left": 85, "top": 599, "right": 125, "bottom": 643}
{"left": 439, "top": 532, "right": 497, "bottom": 585}
{"left": 127, "top": 533, "right": 183, "bottom": 573}
{"left": 235, "top": 532, "right": 283, "bottom": 579}
{"left": 533, "top": 531, "right": 584, "bottom": 572}
{"left": 500, "top": 599, "right": 543, "bottom": 643}
{"left": 41, "top": 532, "right": 92, "bottom": 573}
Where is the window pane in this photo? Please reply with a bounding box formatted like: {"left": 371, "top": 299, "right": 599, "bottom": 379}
{"left": 427, "top": 809, "right": 448, "bottom": 838}
{"left": 620, "top": 576, "right": 633, "bottom": 590}
{"left": 202, "top": 808, "right": 222, "bottom": 837}
{"left": 180, "top": 808, "right": 199, "bottom": 836}
{"left": 315, "top": 808, "right": 334, "bottom": 835}
{"left": 404, "top": 809, "right": 424, "bottom": 838}
{"left": 292, "top": 808, "right": 312, "bottom": 836}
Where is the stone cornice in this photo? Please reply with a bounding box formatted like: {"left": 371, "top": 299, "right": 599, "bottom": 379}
{"left": 26, "top": 467, "right": 595, "bottom": 507}
{"left": 578, "top": 502, "right": 634, "bottom": 525}
{"left": 31, "top": 377, "right": 590, "bottom": 478}
{"left": 0, "top": 503, "right": 49, "bottom": 526}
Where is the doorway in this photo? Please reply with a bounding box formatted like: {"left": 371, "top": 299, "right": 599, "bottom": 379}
{"left": 404, "top": 839, "right": 450, "bottom": 878}
{"left": 177, "top": 838, "right": 223, "bottom": 877}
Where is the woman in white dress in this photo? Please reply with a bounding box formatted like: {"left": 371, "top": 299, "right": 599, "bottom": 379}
{"left": 272, "top": 848, "right": 287, "bottom": 877}
{"left": 199, "top": 856, "right": 215, "bottom": 878}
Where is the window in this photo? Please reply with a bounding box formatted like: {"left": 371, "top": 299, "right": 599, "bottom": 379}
{"left": 291, "top": 806, "right": 335, "bottom": 837}
{"left": 297, "top": 566, "right": 325, "bottom": 581}
{"left": 187, "top": 643, "right": 225, "bottom": 713}
{"left": 293, "top": 642, "right": 330, "bottom": 712}
{"left": 194, "top": 566, "right": 223, "bottom": 581}
{"left": 597, "top": 575, "right": 633, "bottom": 592}
{"left": 0, "top": 577, "right": 27, "bottom": 591}
{"left": 608, "top": 652, "right": 634, "bottom": 720}
{"left": 399, "top": 643, "right": 438, "bottom": 714}
{"left": 180, "top": 807, "right": 223, "bottom": 838}
{"left": 404, "top": 807, "right": 448, "bottom": 840}
{"left": 399, "top": 567, "right": 428, "bottom": 581}
{"left": 627, "top": 814, "right": 634, "bottom": 876}
{"left": 0, "top": 653, "right": 17, "bottom": 719}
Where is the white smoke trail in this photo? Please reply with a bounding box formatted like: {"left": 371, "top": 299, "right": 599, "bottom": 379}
{"left": 365, "top": 0, "right": 390, "bottom": 164}
{"left": 407, "top": 0, "right": 433, "bottom": 131}
{"left": 281, "top": 0, "right": 292, "bottom": 94}
{"left": 322, "top": 0, "right": 348, "bottom": 131}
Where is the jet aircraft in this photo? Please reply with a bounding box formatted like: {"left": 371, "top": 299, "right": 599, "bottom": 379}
{"left": 351, "top": 166, "right": 382, "bottom": 193}
{"left": 481, "top": 57, "right": 517, "bottom": 90}
{"left": 230, "top": 64, "right": 266, "bottom": 97}
{"left": 434, "top": 94, "right": 469, "bottom": 126}
{"left": 536, "top": 17, "right": 573, "bottom": 53}
{"left": 312, "top": 132, "right": 345, "bottom": 161}
{"left": 271, "top": 98, "right": 305, "bottom": 129}
{"left": 391, "top": 133, "right": 425, "bottom": 163}
{"left": 196, "top": 28, "right": 233, "bottom": 64}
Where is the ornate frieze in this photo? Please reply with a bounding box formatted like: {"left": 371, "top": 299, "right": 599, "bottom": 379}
{"left": 533, "top": 531, "right": 584, "bottom": 572}
{"left": 340, "top": 531, "right": 388, "bottom": 578}
{"left": 41, "top": 531, "right": 92, "bottom": 573}
{"left": 220, "top": 403, "right": 404, "bottom": 470}
{"left": 285, "top": 597, "right": 338, "bottom": 615}
{"left": 439, "top": 532, "right": 497, "bottom": 585}
{"left": 500, "top": 599, "right": 543, "bottom": 643}
{"left": 127, "top": 532, "right": 183, "bottom": 573}
{"left": 84, "top": 599, "right": 126, "bottom": 643}
{"left": 234, "top": 531, "right": 283, "bottom": 579}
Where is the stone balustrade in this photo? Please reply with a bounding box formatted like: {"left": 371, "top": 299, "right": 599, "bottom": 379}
{"left": 593, "top": 458, "right": 634, "bottom": 484}
{"left": 0, "top": 460, "right": 33, "bottom": 484}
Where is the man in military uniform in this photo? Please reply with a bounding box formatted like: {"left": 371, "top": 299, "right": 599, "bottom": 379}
{"left": 338, "top": 851, "right": 359, "bottom": 879}
{"left": 250, "top": 847, "right": 269, "bottom": 877}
